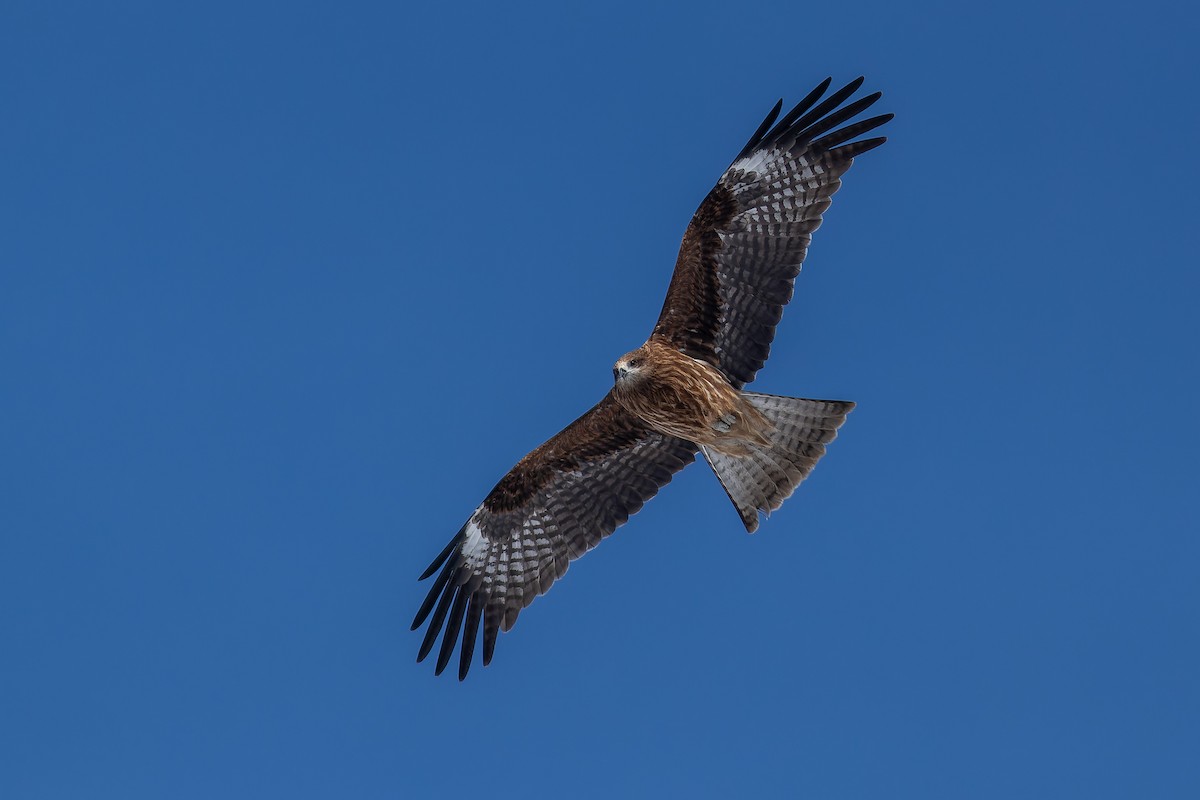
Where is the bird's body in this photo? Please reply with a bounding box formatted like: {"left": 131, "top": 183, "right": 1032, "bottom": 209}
{"left": 413, "top": 77, "right": 892, "bottom": 678}
{"left": 612, "top": 339, "right": 772, "bottom": 456}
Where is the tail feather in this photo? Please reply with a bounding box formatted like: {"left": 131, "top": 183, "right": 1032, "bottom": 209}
{"left": 703, "top": 393, "right": 853, "bottom": 532}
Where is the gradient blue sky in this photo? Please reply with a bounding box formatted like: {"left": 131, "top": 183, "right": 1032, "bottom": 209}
{"left": 3, "top": 1, "right": 1198, "bottom": 797}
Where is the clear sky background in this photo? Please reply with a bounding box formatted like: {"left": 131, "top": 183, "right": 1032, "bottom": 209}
{"left": 3, "top": 1, "right": 1198, "bottom": 797}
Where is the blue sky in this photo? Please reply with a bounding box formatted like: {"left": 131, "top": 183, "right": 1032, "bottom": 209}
{"left": 3, "top": 0, "right": 1198, "bottom": 797}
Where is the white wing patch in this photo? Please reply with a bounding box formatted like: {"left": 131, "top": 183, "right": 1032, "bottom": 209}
{"left": 726, "top": 152, "right": 835, "bottom": 232}
{"left": 461, "top": 514, "right": 488, "bottom": 570}
{"left": 461, "top": 506, "right": 560, "bottom": 607}
{"left": 730, "top": 147, "right": 779, "bottom": 176}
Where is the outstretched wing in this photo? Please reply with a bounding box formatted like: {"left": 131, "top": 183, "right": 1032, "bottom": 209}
{"left": 652, "top": 76, "right": 892, "bottom": 388}
{"left": 412, "top": 393, "right": 698, "bottom": 679}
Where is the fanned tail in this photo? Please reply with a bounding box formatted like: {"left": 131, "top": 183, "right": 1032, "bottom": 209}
{"left": 702, "top": 393, "right": 853, "bottom": 532}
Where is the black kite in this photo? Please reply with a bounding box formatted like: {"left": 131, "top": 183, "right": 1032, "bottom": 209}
{"left": 413, "top": 77, "right": 892, "bottom": 679}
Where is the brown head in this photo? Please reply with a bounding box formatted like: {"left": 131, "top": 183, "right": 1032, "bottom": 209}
{"left": 613, "top": 344, "right": 654, "bottom": 387}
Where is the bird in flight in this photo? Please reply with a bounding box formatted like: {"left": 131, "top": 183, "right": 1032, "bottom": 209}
{"left": 413, "top": 77, "right": 892, "bottom": 679}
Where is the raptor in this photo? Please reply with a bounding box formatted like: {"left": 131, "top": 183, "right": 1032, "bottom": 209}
{"left": 413, "top": 77, "right": 892, "bottom": 679}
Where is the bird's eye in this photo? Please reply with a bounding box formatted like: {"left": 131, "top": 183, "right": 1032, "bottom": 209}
{"left": 629, "top": 358, "right": 642, "bottom": 368}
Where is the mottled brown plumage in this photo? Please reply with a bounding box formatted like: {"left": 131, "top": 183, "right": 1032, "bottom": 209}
{"left": 612, "top": 339, "right": 771, "bottom": 455}
{"left": 414, "top": 76, "right": 892, "bottom": 679}
{"left": 483, "top": 397, "right": 651, "bottom": 514}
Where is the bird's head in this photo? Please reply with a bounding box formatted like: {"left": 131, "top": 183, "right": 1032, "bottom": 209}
{"left": 613, "top": 348, "right": 650, "bottom": 385}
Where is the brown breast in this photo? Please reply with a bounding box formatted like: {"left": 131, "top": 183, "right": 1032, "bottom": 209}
{"left": 614, "top": 339, "right": 770, "bottom": 451}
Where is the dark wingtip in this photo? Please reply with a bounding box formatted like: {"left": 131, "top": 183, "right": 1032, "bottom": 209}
{"left": 416, "top": 618, "right": 438, "bottom": 662}
{"left": 418, "top": 526, "right": 466, "bottom": 580}
{"left": 435, "top": 587, "right": 469, "bottom": 676}
{"left": 458, "top": 592, "right": 483, "bottom": 681}
{"left": 734, "top": 97, "right": 784, "bottom": 162}
{"left": 757, "top": 78, "right": 833, "bottom": 153}
{"left": 411, "top": 555, "right": 457, "bottom": 630}
{"left": 416, "top": 574, "right": 457, "bottom": 662}
{"left": 800, "top": 92, "right": 885, "bottom": 145}
{"left": 832, "top": 135, "right": 889, "bottom": 160}
{"left": 732, "top": 76, "right": 889, "bottom": 166}
{"left": 482, "top": 605, "right": 500, "bottom": 666}
{"left": 807, "top": 77, "right": 833, "bottom": 103}
{"left": 811, "top": 112, "right": 893, "bottom": 152}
